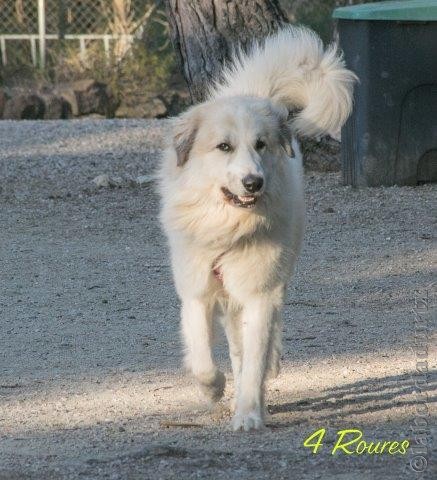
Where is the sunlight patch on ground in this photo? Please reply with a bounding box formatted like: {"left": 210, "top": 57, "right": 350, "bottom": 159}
{"left": 2, "top": 347, "right": 435, "bottom": 436}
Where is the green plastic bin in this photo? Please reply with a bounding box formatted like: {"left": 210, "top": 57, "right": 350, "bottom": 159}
{"left": 333, "top": 0, "right": 437, "bottom": 186}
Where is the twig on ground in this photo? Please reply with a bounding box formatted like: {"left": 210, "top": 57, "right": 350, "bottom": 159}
{"left": 160, "top": 421, "right": 203, "bottom": 428}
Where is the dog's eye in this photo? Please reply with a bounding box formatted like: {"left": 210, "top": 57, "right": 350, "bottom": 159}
{"left": 255, "top": 139, "right": 266, "bottom": 150}
{"left": 217, "top": 142, "right": 232, "bottom": 152}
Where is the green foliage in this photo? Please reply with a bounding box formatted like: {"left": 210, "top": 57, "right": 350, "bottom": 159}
{"left": 50, "top": 38, "right": 175, "bottom": 105}
{"left": 280, "top": 0, "right": 386, "bottom": 44}
{"left": 0, "top": 0, "right": 176, "bottom": 103}
{"left": 295, "top": 1, "right": 337, "bottom": 44}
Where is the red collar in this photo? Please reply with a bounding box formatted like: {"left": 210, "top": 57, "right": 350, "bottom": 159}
{"left": 212, "top": 252, "right": 226, "bottom": 283}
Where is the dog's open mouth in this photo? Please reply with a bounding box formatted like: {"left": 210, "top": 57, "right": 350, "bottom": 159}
{"left": 221, "top": 187, "right": 258, "bottom": 208}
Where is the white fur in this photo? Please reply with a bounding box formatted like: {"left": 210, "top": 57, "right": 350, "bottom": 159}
{"left": 210, "top": 26, "right": 357, "bottom": 137}
{"left": 158, "top": 26, "right": 355, "bottom": 431}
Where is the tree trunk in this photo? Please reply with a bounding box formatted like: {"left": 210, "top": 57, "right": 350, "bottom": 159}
{"left": 164, "top": 0, "right": 287, "bottom": 103}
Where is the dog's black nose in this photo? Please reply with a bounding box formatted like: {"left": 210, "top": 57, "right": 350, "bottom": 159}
{"left": 242, "top": 175, "right": 264, "bottom": 193}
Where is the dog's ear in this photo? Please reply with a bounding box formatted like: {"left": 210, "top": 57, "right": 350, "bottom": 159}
{"left": 279, "top": 121, "right": 294, "bottom": 157}
{"left": 271, "top": 103, "right": 295, "bottom": 157}
{"left": 172, "top": 109, "right": 199, "bottom": 167}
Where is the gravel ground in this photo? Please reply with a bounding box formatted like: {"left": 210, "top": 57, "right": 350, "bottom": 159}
{"left": 0, "top": 119, "right": 436, "bottom": 480}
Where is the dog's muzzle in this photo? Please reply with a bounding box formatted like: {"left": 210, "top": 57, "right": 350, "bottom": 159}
{"left": 221, "top": 187, "right": 259, "bottom": 208}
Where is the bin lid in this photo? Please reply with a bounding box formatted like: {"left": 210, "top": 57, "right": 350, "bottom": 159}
{"left": 333, "top": 0, "right": 437, "bottom": 21}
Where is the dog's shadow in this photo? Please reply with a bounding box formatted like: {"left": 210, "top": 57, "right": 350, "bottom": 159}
{"left": 267, "top": 372, "right": 437, "bottom": 423}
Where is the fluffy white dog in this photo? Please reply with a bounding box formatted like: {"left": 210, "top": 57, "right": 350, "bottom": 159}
{"left": 159, "top": 26, "right": 356, "bottom": 431}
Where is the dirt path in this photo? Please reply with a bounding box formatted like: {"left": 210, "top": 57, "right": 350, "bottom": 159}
{"left": 0, "top": 120, "right": 435, "bottom": 479}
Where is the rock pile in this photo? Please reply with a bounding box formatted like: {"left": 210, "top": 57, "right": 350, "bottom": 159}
{"left": 0, "top": 79, "right": 189, "bottom": 120}
{"left": 1, "top": 79, "right": 117, "bottom": 120}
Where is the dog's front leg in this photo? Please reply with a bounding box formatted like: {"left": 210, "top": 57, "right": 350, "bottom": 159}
{"left": 232, "top": 295, "right": 275, "bottom": 431}
{"left": 181, "top": 298, "right": 225, "bottom": 403}
{"left": 223, "top": 310, "right": 243, "bottom": 410}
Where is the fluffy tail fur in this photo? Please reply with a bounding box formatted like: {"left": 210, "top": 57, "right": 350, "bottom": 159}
{"left": 209, "top": 26, "right": 357, "bottom": 137}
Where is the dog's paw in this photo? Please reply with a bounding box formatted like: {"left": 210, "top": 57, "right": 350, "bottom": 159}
{"left": 232, "top": 409, "right": 264, "bottom": 431}
{"left": 198, "top": 370, "right": 226, "bottom": 403}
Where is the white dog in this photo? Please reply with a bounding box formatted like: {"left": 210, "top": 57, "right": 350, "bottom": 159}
{"left": 158, "top": 26, "right": 356, "bottom": 431}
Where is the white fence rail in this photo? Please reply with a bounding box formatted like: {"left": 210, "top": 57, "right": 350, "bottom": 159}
{"left": 0, "top": 33, "right": 134, "bottom": 67}
{"left": 0, "top": 0, "right": 150, "bottom": 69}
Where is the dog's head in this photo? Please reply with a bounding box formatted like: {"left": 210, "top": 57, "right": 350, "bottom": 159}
{"left": 170, "top": 96, "right": 294, "bottom": 209}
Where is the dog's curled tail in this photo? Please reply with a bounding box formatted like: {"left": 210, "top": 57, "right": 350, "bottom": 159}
{"left": 209, "top": 26, "right": 357, "bottom": 137}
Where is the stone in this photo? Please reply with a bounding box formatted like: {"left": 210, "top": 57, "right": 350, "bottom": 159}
{"left": 3, "top": 94, "right": 45, "bottom": 120}
{"left": 301, "top": 136, "right": 341, "bottom": 173}
{"left": 92, "top": 174, "right": 124, "bottom": 188}
{"left": 136, "top": 174, "right": 155, "bottom": 185}
{"left": 71, "top": 79, "right": 118, "bottom": 117}
{"left": 55, "top": 87, "right": 79, "bottom": 116}
{"left": 39, "top": 93, "right": 71, "bottom": 120}
{"left": 55, "top": 79, "right": 118, "bottom": 117}
{"left": 0, "top": 88, "right": 8, "bottom": 118}
{"left": 92, "top": 174, "right": 111, "bottom": 188}
{"left": 161, "top": 89, "right": 190, "bottom": 116}
{"left": 115, "top": 97, "right": 167, "bottom": 119}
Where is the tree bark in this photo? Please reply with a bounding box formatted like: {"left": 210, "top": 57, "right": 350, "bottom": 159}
{"left": 164, "top": 0, "right": 287, "bottom": 103}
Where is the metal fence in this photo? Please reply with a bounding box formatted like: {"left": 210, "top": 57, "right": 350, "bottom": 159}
{"left": 0, "top": 0, "right": 156, "bottom": 68}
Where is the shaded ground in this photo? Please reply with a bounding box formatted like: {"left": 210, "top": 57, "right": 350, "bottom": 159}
{"left": 0, "top": 120, "right": 436, "bottom": 479}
